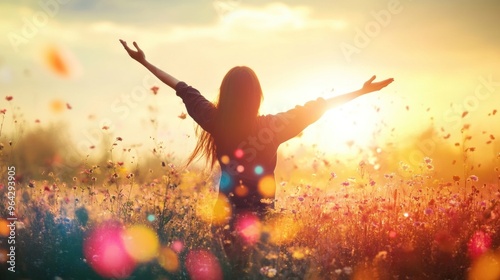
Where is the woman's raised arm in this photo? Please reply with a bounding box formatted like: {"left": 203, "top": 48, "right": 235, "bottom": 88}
{"left": 325, "top": 75, "right": 394, "bottom": 110}
{"left": 119, "top": 39, "right": 180, "bottom": 89}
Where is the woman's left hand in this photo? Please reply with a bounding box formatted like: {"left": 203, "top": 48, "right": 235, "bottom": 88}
{"left": 119, "top": 39, "right": 146, "bottom": 64}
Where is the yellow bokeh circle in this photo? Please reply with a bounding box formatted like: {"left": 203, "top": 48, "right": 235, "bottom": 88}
{"left": 122, "top": 225, "right": 160, "bottom": 263}
{"left": 158, "top": 247, "right": 179, "bottom": 273}
{"left": 258, "top": 176, "right": 276, "bottom": 198}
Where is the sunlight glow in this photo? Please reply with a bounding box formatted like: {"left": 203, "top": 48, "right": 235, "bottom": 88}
{"left": 222, "top": 3, "right": 309, "bottom": 30}
{"left": 316, "top": 98, "right": 381, "bottom": 154}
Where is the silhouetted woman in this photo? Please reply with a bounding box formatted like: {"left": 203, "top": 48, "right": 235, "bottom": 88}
{"left": 120, "top": 39, "right": 393, "bottom": 278}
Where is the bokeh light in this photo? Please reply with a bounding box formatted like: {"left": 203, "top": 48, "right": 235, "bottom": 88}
{"left": 158, "top": 246, "right": 180, "bottom": 273}
{"left": 83, "top": 221, "right": 136, "bottom": 279}
{"left": 235, "top": 212, "right": 261, "bottom": 245}
{"left": 122, "top": 225, "right": 160, "bottom": 263}
{"left": 234, "top": 148, "right": 244, "bottom": 158}
{"left": 0, "top": 219, "right": 10, "bottom": 237}
{"left": 254, "top": 165, "right": 264, "bottom": 175}
{"left": 258, "top": 175, "right": 275, "bottom": 198}
{"left": 234, "top": 183, "right": 249, "bottom": 197}
{"left": 185, "top": 250, "right": 223, "bottom": 280}
{"left": 236, "top": 165, "right": 244, "bottom": 173}
{"left": 220, "top": 171, "right": 232, "bottom": 192}
{"left": 468, "top": 230, "right": 492, "bottom": 260}
{"left": 171, "top": 240, "right": 184, "bottom": 253}
{"left": 0, "top": 249, "right": 8, "bottom": 263}
{"left": 50, "top": 99, "right": 65, "bottom": 113}
{"left": 147, "top": 214, "right": 155, "bottom": 222}
{"left": 220, "top": 155, "right": 230, "bottom": 164}
{"left": 211, "top": 194, "right": 232, "bottom": 225}
{"left": 468, "top": 252, "right": 500, "bottom": 280}
{"left": 42, "top": 44, "right": 81, "bottom": 78}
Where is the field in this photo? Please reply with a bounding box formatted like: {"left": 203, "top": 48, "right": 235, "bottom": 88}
{"left": 1, "top": 97, "right": 500, "bottom": 280}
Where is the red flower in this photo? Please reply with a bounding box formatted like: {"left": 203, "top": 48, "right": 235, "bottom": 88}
{"left": 151, "top": 86, "right": 159, "bottom": 95}
{"left": 5, "top": 96, "right": 13, "bottom": 101}
{"left": 0, "top": 109, "right": 6, "bottom": 114}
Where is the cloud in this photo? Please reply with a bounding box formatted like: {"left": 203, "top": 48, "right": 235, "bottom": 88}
{"left": 85, "top": 2, "right": 345, "bottom": 46}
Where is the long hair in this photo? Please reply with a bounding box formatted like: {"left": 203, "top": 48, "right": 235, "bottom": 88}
{"left": 187, "top": 66, "right": 263, "bottom": 168}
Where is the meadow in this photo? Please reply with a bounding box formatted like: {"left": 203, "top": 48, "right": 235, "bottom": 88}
{"left": 1, "top": 95, "right": 500, "bottom": 280}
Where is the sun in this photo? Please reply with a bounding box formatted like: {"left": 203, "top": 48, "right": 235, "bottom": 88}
{"left": 313, "top": 94, "right": 382, "bottom": 155}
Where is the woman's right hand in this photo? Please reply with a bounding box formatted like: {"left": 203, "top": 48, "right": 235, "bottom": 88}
{"left": 119, "top": 39, "right": 146, "bottom": 63}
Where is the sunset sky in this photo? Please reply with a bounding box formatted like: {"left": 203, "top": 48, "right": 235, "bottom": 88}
{"left": 0, "top": 0, "right": 499, "bottom": 168}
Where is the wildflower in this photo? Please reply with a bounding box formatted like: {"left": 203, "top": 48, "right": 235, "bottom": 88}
{"left": 400, "top": 161, "right": 409, "bottom": 171}
{"left": 452, "top": 175, "right": 460, "bottom": 182}
{"left": 66, "top": 103, "right": 72, "bottom": 109}
{"left": 426, "top": 164, "right": 434, "bottom": 170}
{"left": 150, "top": 86, "right": 159, "bottom": 95}
{"left": 0, "top": 109, "right": 6, "bottom": 114}
{"left": 116, "top": 137, "right": 123, "bottom": 141}
{"left": 462, "top": 111, "right": 469, "bottom": 118}
{"left": 424, "top": 157, "right": 432, "bottom": 164}
{"left": 5, "top": 96, "right": 13, "bottom": 101}
{"left": 469, "top": 175, "right": 479, "bottom": 182}
{"left": 343, "top": 267, "right": 353, "bottom": 275}
{"left": 178, "top": 112, "right": 187, "bottom": 119}
{"left": 267, "top": 268, "right": 277, "bottom": 278}
{"left": 341, "top": 181, "right": 350, "bottom": 187}
{"left": 330, "top": 172, "right": 336, "bottom": 179}
{"left": 102, "top": 126, "right": 109, "bottom": 130}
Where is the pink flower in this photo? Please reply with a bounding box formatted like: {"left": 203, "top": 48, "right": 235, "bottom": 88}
{"left": 469, "top": 175, "right": 479, "bottom": 182}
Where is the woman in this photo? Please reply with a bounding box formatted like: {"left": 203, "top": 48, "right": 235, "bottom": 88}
{"left": 120, "top": 39, "right": 394, "bottom": 277}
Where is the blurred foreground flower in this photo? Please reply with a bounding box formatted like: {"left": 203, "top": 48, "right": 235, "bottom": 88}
{"left": 42, "top": 44, "right": 82, "bottom": 78}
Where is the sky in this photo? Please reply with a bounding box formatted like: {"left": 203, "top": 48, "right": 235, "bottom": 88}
{"left": 0, "top": 0, "right": 499, "bottom": 170}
